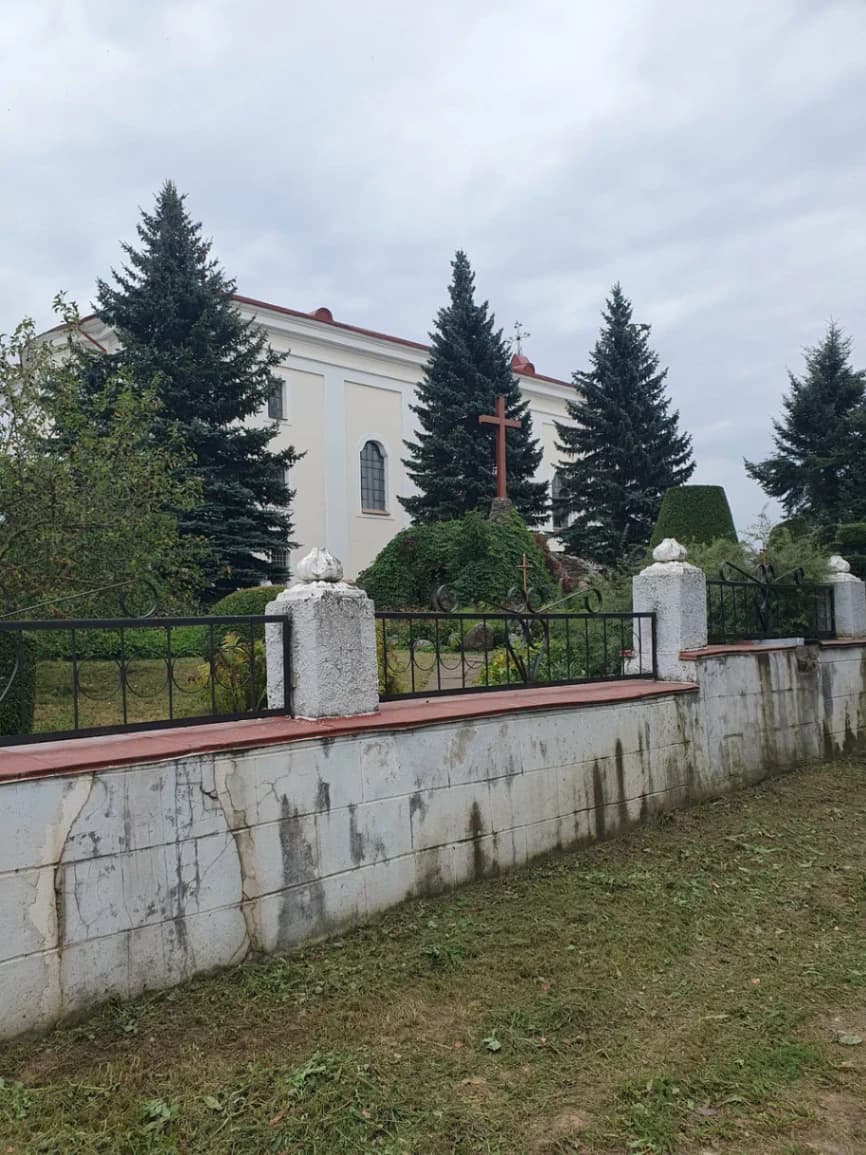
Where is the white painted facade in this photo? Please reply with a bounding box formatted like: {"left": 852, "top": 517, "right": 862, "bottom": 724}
{"left": 60, "top": 297, "right": 575, "bottom": 580}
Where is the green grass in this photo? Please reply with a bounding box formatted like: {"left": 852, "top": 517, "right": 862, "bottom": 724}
{"left": 32, "top": 657, "right": 207, "bottom": 734}
{"left": 3, "top": 761, "right": 866, "bottom": 1152}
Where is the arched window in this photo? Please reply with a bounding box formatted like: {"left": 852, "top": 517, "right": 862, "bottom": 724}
{"left": 360, "top": 440, "right": 387, "bottom": 512}
{"left": 551, "top": 471, "right": 568, "bottom": 531}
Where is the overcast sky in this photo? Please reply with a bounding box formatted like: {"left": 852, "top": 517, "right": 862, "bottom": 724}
{"left": 3, "top": 0, "right": 865, "bottom": 531}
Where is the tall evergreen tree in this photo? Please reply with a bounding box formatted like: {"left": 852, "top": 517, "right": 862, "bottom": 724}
{"left": 93, "top": 181, "right": 299, "bottom": 595}
{"left": 556, "top": 284, "right": 694, "bottom": 567}
{"left": 745, "top": 323, "right": 866, "bottom": 528}
{"left": 400, "top": 251, "right": 547, "bottom": 524}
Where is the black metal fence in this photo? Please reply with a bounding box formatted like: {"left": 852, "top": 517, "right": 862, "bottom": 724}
{"left": 375, "top": 608, "right": 657, "bottom": 700}
{"left": 0, "top": 614, "right": 290, "bottom": 746}
{"left": 706, "top": 574, "right": 835, "bottom": 645}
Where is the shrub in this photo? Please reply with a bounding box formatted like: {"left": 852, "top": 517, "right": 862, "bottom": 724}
{"left": 650, "top": 486, "right": 737, "bottom": 548}
{"left": 34, "top": 622, "right": 208, "bottom": 662}
{"left": 195, "top": 632, "right": 267, "bottom": 713}
{"left": 739, "top": 515, "right": 828, "bottom": 584}
{"left": 26, "top": 586, "right": 284, "bottom": 665}
{"left": 483, "top": 617, "right": 632, "bottom": 687}
{"left": 358, "top": 510, "right": 557, "bottom": 610}
{"left": 207, "top": 584, "right": 287, "bottom": 650}
{"left": 207, "top": 585, "right": 285, "bottom": 618}
{"left": 667, "top": 524, "right": 828, "bottom": 586}
{"left": 375, "top": 627, "right": 404, "bottom": 696}
{"left": 0, "top": 632, "right": 37, "bottom": 738}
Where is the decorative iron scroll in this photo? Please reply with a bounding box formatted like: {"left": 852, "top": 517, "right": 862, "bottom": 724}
{"left": 430, "top": 582, "right": 605, "bottom": 683}
{"left": 706, "top": 558, "right": 834, "bottom": 643}
{"left": 376, "top": 580, "right": 656, "bottom": 701}
{"left": 431, "top": 582, "right": 602, "bottom": 617}
{"left": 0, "top": 575, "right": 161, "bottom": 623}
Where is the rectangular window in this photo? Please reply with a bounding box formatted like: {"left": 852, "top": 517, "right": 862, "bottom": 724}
{"left": 267, "top": 382, "right": 284, "bottom": 420}
{"left": 270, "top": 547, "right": 290, "bottom": 576}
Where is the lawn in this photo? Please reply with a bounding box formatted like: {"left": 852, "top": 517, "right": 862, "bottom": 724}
{"left": 2, "top": 760, "right": 866, "bottom": 1153}
{"left": 32, "top": 658, "right": 206, "bottom": 735}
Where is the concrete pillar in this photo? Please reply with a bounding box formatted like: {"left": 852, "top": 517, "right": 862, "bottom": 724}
{"left": 826, "top": 555, "right": 866, "bottom": 638}
{"left": 266, "top": 547, "right": 379, "bottom": 719}
{"left": 632, "top": 538, "right": 707, "bottom": 681}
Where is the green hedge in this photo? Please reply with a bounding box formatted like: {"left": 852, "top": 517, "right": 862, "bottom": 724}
{"left": 207, "top": 586, "right": 285, "bottom": 617}
{"left": 358, "top": 510, "right": 558, "bottom": 610}
{"left": 650, "top": 486, "right": 737, "bottom": 548}
{"left": 35, "top": 623, "right": 208, "bottom": 662}
{"left": 33, "top": 587, "right": 287, "bottom": 663}
{"left": 0, "top": 632, "right": 37, "bottom": 738}
{"left": 207, "top": 585, "right": 286, "bottom": 647}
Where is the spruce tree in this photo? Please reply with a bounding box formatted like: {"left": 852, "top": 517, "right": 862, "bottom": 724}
{"left": 556, "top": 284, "right": 694, "bottom": 567}
{"left": 94, "top": 181, "right": 299, "bottom": 595}
{"left": 400, "top": 251, "right": 547, "bottom": 524}
{"left": 745, "top": 323, "right": 866, "bottom": 528}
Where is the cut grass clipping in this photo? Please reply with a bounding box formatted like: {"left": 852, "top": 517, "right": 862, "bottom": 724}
{"left": 2, "top": 759, "right": 866, "bottom": 1153}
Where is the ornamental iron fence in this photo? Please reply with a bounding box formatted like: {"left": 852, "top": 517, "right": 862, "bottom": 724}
{"left": 375, "top": 584, "right": 656, "bottom": 700}
{"left": 0, "top": 614, "right": 290, "bottom": 746}
{"left": 706, "top": 560, "right": 835, "bottom": 645}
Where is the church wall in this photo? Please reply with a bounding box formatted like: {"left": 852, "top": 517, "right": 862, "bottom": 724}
{"left": 277, "top": 368, "right": 327, "bottom": 568}
{"left": 344, "top": 378, "right": 407, "bottom": 575}
{"left": 64, "top": 308, "right": 576, "bottom": 578}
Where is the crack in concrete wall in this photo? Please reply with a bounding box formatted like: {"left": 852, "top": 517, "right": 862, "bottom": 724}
{"left": 4, "top": 643, "right": 866, "bottom": 1038}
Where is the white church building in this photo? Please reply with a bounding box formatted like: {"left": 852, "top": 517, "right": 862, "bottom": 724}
{"left": 57, "top": 296, "right": 575, "bottom": 580}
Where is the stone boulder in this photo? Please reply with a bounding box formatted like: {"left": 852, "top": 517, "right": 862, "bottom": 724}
{"left": 462, "top": 622, "right": 498, "bottom": 651}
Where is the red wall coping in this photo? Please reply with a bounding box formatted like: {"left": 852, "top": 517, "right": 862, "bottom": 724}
{"left": 680, "top": 638, "right": 866, "bottom": 661}
{"left": 0, "top": 680, "right": 697, "bottom": 783}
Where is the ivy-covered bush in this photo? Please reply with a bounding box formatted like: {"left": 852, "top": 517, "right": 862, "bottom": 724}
{"left": 0, "top": 632, "right": 37, "bottom": 737}
{"left": 358, "top": 511, "right": 557, "bottom": 610}
{"left": 650, "top": 485, "right": 737, "bottom": 548}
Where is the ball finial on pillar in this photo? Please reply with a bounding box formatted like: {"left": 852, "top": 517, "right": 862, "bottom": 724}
{"left": 633, "top": 539, "right": 707, "bottom": 680}
{"left": 265, "top": 548, "right": 379, "bottom": 718}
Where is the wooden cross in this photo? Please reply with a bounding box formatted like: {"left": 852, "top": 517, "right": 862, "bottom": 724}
{"left": 479, "top": 396, "right": 521, "bottom": 500}
{"left": 519, "top": 552, "right": 530, "bottom": 594}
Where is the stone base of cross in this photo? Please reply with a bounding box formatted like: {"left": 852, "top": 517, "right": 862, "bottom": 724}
{"left": 488, "top": 496, "right": 514, "bottom": 524}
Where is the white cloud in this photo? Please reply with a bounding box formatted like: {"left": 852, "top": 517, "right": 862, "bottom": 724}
{"left": 1, "top": 0, "right": 865, "bottom": 529}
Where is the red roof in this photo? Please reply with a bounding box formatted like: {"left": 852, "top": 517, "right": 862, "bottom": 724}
{"left": 233, "top": 294, "right": 430, "bottom": 352}
{"left": 45, "top": 295, "right": 570, "bottom": 387}
{"left": 234, "top": 295, "right": 570, "bottom": 385}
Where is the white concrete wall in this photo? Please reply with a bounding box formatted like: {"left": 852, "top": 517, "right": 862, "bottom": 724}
{"left": 5, "top": 641, "right": 863, "bottom": 1038}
